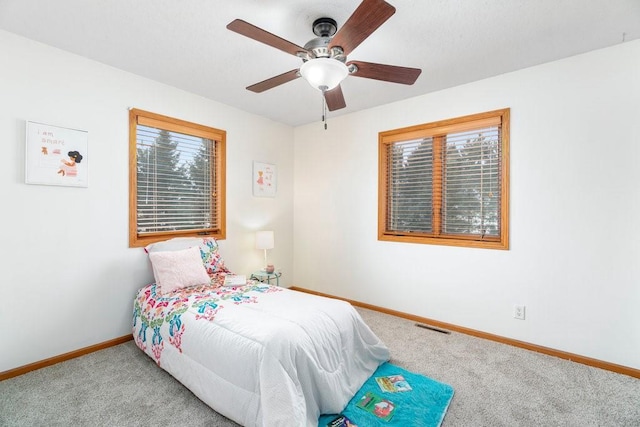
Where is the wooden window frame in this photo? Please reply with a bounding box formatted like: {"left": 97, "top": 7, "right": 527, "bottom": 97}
{"left": 129, "top": 108, "right": 226, "bottom": 248}
{"left": 378, "top": 108, "right": 510, "bottom": 250}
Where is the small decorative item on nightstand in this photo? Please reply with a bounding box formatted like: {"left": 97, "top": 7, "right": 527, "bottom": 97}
{"left": 265, "top": 264, "right": 275, "bottom": 274}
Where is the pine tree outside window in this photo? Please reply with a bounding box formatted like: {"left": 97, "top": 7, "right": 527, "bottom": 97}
{"left": 378, "top": 109, "right": 509, "bottom": 249}
{"left": 129, "top": 109, "right": 226, "bottom": 247}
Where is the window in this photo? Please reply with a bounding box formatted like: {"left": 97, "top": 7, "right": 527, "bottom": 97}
{"left": 378, "top": 108, "right": 509, "bottom": 249}
{"left": 129, "top": 109, "right": 226, "bottom": 248}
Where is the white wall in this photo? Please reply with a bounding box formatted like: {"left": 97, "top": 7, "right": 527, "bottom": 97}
{"left": 293, "top": 40, "right": 640, "bottom": 370}
{"left": 0, "top": 30, "right": 294, "bottom": 372}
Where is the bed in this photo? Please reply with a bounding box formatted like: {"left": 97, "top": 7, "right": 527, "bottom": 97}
{"left": 132, "top": 237, "right": 390, "bottom": 427}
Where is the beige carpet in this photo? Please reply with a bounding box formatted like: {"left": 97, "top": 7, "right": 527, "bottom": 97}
{"left": 1, "top": 307, "right": 638, "bottom": 426}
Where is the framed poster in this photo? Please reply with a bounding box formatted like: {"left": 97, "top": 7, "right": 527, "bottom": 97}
{"left": 25, "top": 121, "right": 88, "bottom": 187}
{"left": 253, "top": 161, "right": 276, "bottom": 197}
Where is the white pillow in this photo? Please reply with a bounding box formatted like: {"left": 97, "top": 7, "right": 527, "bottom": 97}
{"left": 149, "top": 246, "right": 211, "bottom": 294}
{"left": 145, "top": 237, "right": 227, "bottom": 275}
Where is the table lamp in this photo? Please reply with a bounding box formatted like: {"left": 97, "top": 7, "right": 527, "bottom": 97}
{"left": 255, "top": 230, "right": 274, "bottom": 272}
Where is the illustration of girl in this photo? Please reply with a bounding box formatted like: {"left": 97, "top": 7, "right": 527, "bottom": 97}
{"left": 58, "top": 150, "right": 83, "bottom": 177}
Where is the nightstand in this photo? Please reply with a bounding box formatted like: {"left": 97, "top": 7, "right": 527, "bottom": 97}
{"left": 250, "top": 271, "right": 282, "bottom": 286}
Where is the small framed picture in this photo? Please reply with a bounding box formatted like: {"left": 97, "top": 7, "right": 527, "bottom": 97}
{"left": 25, "top": 121, "right": 88, "bottom": 187}
{"left": 253, "top": 161, "right": 276, "bottom": 197}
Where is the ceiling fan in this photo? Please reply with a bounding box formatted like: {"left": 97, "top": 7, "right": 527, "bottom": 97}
{"left": 226, "top": 0, "right": 422, "bottom": 112}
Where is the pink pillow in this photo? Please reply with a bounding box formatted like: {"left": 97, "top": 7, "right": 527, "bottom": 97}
{"left": 148, "top": 246, "right": 211, "bottom": 294}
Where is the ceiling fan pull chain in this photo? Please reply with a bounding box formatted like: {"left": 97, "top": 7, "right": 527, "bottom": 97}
{"left": 322, "top": 91, "right": 328, "bottom": 130}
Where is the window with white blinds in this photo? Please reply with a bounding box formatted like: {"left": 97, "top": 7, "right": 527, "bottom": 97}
{"left": 129, "top": 109, "right": 226, "bottom": 247}
{"left": 379, "top": 109, "right": 509, "bottom": 249}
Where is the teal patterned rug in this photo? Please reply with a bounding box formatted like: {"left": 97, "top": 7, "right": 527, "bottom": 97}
{"left": 319, "top": 362, "right": 454, "bottom": 427}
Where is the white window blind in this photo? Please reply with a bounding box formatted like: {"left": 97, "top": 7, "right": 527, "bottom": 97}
{"left": 443, "top": 127, "right": 501, "bottom": 237}
{"left": 136, "top": 124, "right": 216, "bottom": 235}
{"left": 387, "top": 137, "right": 434, "bottom": 233}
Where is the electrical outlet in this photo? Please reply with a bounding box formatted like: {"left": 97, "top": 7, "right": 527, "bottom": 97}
{"left": 513, "top": 305, "right": 526, "bottom": 320}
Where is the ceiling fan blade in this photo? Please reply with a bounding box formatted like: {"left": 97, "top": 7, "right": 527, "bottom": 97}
{"left": 324, "top": 85, "right": 347, "bottom": 111}
{"left": 246, "top": 69, "right": 300, "bottom": 93}
{"left": 329, "top": 0, "right": 395, "bottom": 56}
{"left": 348, "top": 61, "right": 422, "bottom": 85}
{"left": 227, "top": 19, "right": 307, "bottom": 57}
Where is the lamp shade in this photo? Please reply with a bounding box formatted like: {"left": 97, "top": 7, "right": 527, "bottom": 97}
{"left": 255, "top": 230, "right": 274, "bottom": 250}
{"left": 299, "top": 58, "right": 349, "bottom": 91}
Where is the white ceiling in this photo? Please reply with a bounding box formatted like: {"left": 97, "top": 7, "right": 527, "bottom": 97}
{"left": 1, "top": 0, "right": 639, "bottom": 127}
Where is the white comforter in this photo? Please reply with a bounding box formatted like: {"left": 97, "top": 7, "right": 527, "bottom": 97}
{"left": 133, "top": 282, "right": 389, "bottom": 426}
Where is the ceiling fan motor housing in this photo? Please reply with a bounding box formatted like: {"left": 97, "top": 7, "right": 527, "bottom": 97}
{"left": 302, "top": 18, "right": 346, "bottom": 62}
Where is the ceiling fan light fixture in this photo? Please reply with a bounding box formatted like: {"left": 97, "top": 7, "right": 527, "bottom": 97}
{"left": 299, "top": 58, "right": 348, "bottom": 92}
